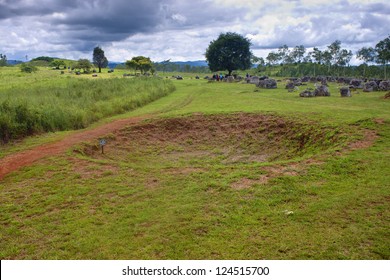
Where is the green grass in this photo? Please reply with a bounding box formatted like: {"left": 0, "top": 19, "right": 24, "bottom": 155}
{"left": 0, "top": 69, "right": 389, "bottom": 259}
{"left": 0, "top": 67, "right": 175, "bottom": 143}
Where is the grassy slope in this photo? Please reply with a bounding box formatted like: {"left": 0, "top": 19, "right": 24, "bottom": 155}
{"left": 0, "top": 71, "right": 389, "bottom": 259}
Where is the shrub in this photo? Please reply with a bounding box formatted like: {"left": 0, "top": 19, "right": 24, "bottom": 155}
{"left": 20, "top": 63, "right": 38, "bottom": 73}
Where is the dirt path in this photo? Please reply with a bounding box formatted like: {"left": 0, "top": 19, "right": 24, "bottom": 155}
{"left": 0, "top": 115, "right": 149, "bottom": 180}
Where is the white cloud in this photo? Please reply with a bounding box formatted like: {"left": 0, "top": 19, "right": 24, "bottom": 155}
{"left": 0, "top": 0, "right": 389, "bottom": 63}
{"left": 171, "top": 13, "right": 187, "bottom": 24}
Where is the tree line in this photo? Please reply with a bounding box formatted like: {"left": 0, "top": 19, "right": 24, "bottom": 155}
{"left": 1, "top": 35, "right": 389, "bottom": 78}
{"left": 258, "top": 36, "right": 390, "bottom": 78}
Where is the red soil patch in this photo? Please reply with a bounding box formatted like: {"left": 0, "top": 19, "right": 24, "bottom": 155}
{"left": 231, "top": 159, "right": 323, "bottom": 190}
{"left": 348, "top": 129, "right": 378, "bottom": 150}
{"left": 0, "top": 116, "right": 148, "bottom": 180}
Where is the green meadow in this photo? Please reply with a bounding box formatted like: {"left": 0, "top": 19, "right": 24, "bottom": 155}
{"left": 0, "top": 67, "right": 175, "bottom": 143}
{"left": 0, "top": 67, "right": 389, "bottom": 259}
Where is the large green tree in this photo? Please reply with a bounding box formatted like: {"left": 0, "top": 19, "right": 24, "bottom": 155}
{"left": 205, "top": 32, "right": 252, "bottom": 75}
{"left": 93, "top": 46, "right": 108, "bottom": 73}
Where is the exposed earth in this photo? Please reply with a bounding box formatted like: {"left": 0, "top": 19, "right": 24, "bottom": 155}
{"left": 0, "top": 116, "right": 147, "bottom": 180}
{"left": 0, "top": 112, "right": 376, "bottom": 181}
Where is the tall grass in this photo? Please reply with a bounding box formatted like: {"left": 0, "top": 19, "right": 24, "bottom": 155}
{"left": 0, "top": 77, "right": 175, "bottom": 143}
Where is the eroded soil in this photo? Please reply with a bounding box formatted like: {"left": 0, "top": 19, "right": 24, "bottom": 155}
{"left": 0, "top": 113, "right": 376, "bottom": 181}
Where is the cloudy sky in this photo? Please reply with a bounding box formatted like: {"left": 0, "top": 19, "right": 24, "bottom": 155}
{"left": 1, "top": 0, "right": 389, "bottom": 63}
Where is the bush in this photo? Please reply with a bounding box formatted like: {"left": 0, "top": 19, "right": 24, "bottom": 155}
{"left": 20, "top": 63, "right": 38, "bottom": 73}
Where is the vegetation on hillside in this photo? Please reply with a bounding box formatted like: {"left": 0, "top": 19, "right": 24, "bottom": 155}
{"left": 0, "top": 77, "right": 175, "bottom": 143}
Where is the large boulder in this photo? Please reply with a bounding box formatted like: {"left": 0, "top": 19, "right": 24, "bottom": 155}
{"left": 257, "top": 78, "right": 277, "bottom": 89}
{"left": 227, "top": 76, "right": 235, "bottom": 83}
{"left": 349, "top": 79, "right": 363, "bottom": 89}
{"left": 299, "top": 89, "right": 315, "bottom": 97}
{"left": 363, "top": 81, "right": 378, "bottom": 92}
{"left": 379, "top": 80, "right": 390, "bottom": 91}
{"left": 337, "top": 77, "right": 347, "bottom": 84}
{"left": 247, "top": 76, "right": 260, "bottom": 84}
{"left": 314, "top": 85, "right": 330, "bottom": 96}
{"left": 285, "top": 81, "right": 295, "bottom": 90}
{"left": 294, "top": 78, "right": 302, "bottom": 86}
{"left": 340, "top": 87, "right": 352, "bottom": 97}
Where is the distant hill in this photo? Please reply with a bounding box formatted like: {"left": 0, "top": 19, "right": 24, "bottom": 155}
{"left": 170, "top": 60, "right": 208, "bottom": 67}
{"left": 108, "top": 62, "right": 124, "bottom": 69}
{"left": 7, "top": 60, "right": 24, "bottom": 65}
{"left": 108, "top": 60, "right": 208, "bottom": 69}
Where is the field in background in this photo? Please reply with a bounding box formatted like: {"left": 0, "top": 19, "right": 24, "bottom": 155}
{"left": 0, "top": 67, "right": 389, "bottom": 259}
{"left": 0, "top": 67, "right": 175, "bottom": 143}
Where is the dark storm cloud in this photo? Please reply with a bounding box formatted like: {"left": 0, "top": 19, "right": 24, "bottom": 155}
{"left": 1, "top": 0, "right": 170, "bottom": 49}
{"left": 53, "top": 1, "right": 166, "bottom": 37}
{"left": 0, "top": 0, "right": 248, "bottom": 52}
{"left": 0, "top": 0, "right": 79, "bottom": 19}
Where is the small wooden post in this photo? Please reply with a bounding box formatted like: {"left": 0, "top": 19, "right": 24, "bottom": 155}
{"left": 99, "top": 139, "right": 106, "bottom": 154}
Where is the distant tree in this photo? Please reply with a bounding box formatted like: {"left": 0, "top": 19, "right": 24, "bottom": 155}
{"left": 76, "top": 59, "right": 92, "bottom": 73}
{"left": 0, "top": 53, "right": 7, "bottom": 66}
{"left": 357, "top": 47, "right": 376, "bottom": 64}
{"left": 308, "top": 47, "right": 323, "bottom": 76}
{"left": 254, "top": 56, "right": 265, "bottom": 66}
{"left": 256, "top": 57, "right": 265, "bottom": 66}
{"left": 205, "top": 32, "right": 252, "bottom": 75}
{"left": 277, "top": 44, "right": 291, "bottom": 64}
{"left": 356, "top": 47, "right": 376, "bottom": 76}
{"left": 160, "top": 59, "right": 171, "bottom": 73}
{"left": 337, "top": 49, "right": 352, "bottom": 66}
{"left": 322, "top": 50, "right": 332, "bottom": 73}
{"left": 375, "top": 36, "right": 390, "bottom": 79}
{"left": 291, "top": 45, "right": 306, "bottom": 63}
{"left": 31, "top": 56, "right": 55, "bottom": 63}
{"left": 337, "top": 49, "right": 353, "bottom": 75}
{"left": 310, "top": 48, "right": 323, "bottom": 64}
{"left": 93, "top": 46, "right": 108, "bottom": 73}
{"left": 266, "top": 52, "right": 280, "bottom": 66}
{"left": 50, "top": 59, "right": 66, "bottom": 69}
{"left": 125, "top": 59, "right": 138, "bottom": 74}
{"left": 125, "top": 56, "right": 153, "bottom": 74}
{"left": 327, "top": 40, "right": 342, "bottom": 66}
{"left": 256, "top": 57, "right": 266, "bottom": 72}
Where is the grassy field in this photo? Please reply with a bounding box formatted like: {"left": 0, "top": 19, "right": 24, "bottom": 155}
{"left": 0, "top": 67, "right": 389, "bottom": 259}
{"left": 0, "top": 67, "right": 175, "bottom": 143}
